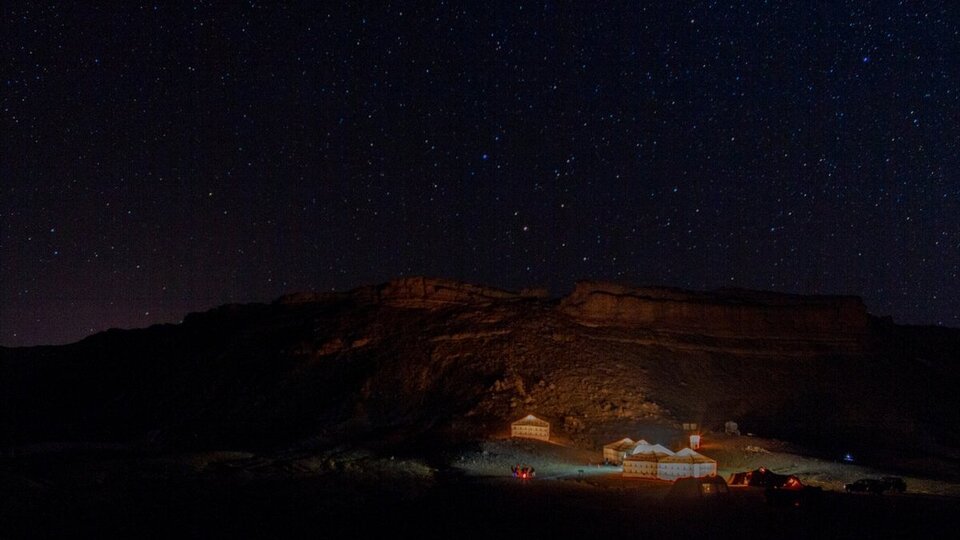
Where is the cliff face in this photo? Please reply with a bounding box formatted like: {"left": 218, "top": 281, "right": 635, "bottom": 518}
{"left": 560, "top": 281, "right": 869, "bottom": 353}
{"left": 275, "top": 277, "right": 528, "bottom": 309}
{"left": 377, "top": 276, "right": 524, "bottom": 308}
{"left": 277, "top": 278, "right": 870, "bottom": 345}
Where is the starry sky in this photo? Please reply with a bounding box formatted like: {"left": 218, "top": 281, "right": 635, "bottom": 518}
{"left": 2, "top": 1, "right": 959, "bottom": 346}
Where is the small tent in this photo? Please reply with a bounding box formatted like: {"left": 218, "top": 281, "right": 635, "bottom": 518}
{"left": 602, "top": 438, "right": 636, "bottom": 464}
{"left": 511, "top": 414, "right": 550, "bottom": 441}
{"left": 728, "top": 467, "right": 799, "bottom": 489}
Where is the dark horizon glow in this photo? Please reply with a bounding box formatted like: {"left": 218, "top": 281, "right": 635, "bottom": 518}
{"left": 2, "top": 2, "right": 958, "bottom": 347}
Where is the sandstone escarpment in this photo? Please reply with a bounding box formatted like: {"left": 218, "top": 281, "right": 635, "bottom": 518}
{"left": 559, "top": 281, "right": 868, "bottom": 352}
{"left": 376, "top": 277, "right": 520, "bottom": 308}
{"left": 277, "top": 277, "right": 526, "bottom": 309}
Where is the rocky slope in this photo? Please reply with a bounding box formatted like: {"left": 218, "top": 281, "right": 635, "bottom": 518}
{"left": 2, "top": 277, "right": 958, "bottom": 472}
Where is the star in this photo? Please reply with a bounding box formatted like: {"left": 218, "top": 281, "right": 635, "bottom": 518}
{"left": 1, "top": 1, "right": 958, "bottom": 345}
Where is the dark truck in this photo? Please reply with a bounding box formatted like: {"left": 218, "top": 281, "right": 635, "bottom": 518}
{"left": 845, "top": 477, "right": 906, "bottom": 494}
{"left": 881, "top": 477, "right": 907, "bottom": 492}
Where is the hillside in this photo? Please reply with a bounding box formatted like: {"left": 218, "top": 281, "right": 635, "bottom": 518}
{"left": 2, "top": 277, "right": 959, "bottom": 475}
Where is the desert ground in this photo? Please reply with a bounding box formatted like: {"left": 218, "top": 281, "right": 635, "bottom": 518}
{"left": 3, "top": 433, "right": 958, "bottom": 539}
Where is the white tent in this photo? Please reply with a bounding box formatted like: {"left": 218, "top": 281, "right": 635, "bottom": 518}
{"left": 510, "top": 414, "right": 550, "bottom": 441}
{"left": 602, "top": 438, "right": 636, "bottom": 464}
{"left": 657, "top": 447, "right": 717, "bottom": 480}
{"left": 622, "top": 443, "right": 674, "bottom": 478}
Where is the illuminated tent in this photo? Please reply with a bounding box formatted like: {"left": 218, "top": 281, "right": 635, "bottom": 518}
{"left": 622, "top": 443, "right": 674, "bottom": 478}
{"left": 510, "top": 414, "right": 550, "bottom": 441}
{"left": 603, "top": 438, "right": 640, "bottom": 464}
{"left": 728, "top": 467, "right": 798, "bottom": 488}
{"left": 657, "top": 448, "right": 717, "bottom": 480}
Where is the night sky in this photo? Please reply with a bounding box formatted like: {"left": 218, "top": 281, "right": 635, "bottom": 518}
{"left": 2, "top": 2, "right": 959, "bottom": 347}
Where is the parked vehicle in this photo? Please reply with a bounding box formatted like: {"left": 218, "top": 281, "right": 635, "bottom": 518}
{"left": 845, "top": 478, "right": 889, "bottom": 494}
{"left": 881, "top": 477, "right": 907, "bottom": 493}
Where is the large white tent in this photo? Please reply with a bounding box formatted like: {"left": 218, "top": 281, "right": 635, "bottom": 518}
{"left": 510, "top": 414, "right": 550, "bottom": 441}
{"left": 603, "top": 438, "right": 640, "bottom": 464}
{"left": 657, "top": 447, "right": 717, "bottom": 480}
{"left": 622, "top": 443, "right": 674, "bottom": 478}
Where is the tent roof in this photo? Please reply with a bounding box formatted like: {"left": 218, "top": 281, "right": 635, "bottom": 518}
{"left": 603, "top": 438, "right": 636, "bottom": 451}
{"left": 512, "top": 414, "right": 549, "bottom": 427}
{"left": 662, "top": 448, "right": 716, "bottom": 464}
{"left": 630, "top": 443, "right": 674, "bottom": 456}
{"left": 625, "top": 444, "right": 675, "bottom": 462}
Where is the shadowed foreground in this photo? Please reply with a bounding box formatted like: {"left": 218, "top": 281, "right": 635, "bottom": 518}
{"left": 2, "top": 459, "right": 956, "bottom": 539}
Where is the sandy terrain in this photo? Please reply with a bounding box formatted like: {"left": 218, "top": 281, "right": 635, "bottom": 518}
{"left": 453, "top": 435, "right": 960, "bottom": 497}
{"left": 3, "top": 436, "right": 960, "bottom": 539}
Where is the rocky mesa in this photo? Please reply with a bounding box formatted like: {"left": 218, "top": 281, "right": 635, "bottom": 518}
{"left": 560, "top": 281, "right": 869, "bottom": 353}
{"left": 1, "top": 277, "right": 958, "bottom": 474}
